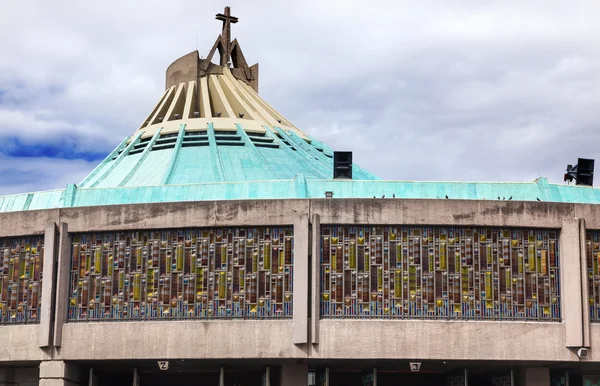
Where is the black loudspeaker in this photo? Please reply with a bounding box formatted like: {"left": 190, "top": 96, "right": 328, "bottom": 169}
{"left": 577, "top": 158, "right": 594, "bottom": 186}
{"left": 333, "top": 151, "right": 352, "bottom": 179}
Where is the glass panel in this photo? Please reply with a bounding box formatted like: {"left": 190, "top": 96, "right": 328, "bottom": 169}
{"left": 320, "top": 226, "right": 560, "bottom": 321}
{"left": 68, "top": 226, "right": 293, "bottom": 321}
{"left": 0, "top": 235, "right": 44, "bottom": 324}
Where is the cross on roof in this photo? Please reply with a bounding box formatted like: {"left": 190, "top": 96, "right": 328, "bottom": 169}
{"left": 215, "top": 6, "right": 238, "bottom": 66}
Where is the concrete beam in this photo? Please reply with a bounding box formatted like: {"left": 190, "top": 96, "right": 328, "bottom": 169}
{"left": 561, "top": 218, "right": 584, "bottom": 348}
{"left": 293, "top": 213, "right": 309, "bottom": 344}
{"left": 0, "top": 209, "right": 59, "bottom": 238}
{"left": 53, "top": 223, "right": 70, "bottom": 347}
{"left": 310, "top": 214, "right": 320, "bottom": 344}
{"left": 310, "top": 199, "right": 576, "bottom": 228}
{"left": 55, "top": 320, "right": 306, "bottom": 360}
{"left": 313, "top": 320, "right": 578, "bottom": 361}
{"left": 59, "top": 200, "right": 309, "bottom": 232}
{"left": 0, "top": 324, "right": 49, "bottom": 361}
{"left": 39, "top": 223, "right": 57, "bottom": 348}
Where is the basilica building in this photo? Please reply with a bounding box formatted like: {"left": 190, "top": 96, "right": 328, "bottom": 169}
{"left": 0, "top": 7, "right": 599, "bottom": 386}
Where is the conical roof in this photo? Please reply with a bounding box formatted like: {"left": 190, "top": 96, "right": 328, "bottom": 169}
{"left": 78, "top": 7, "right": 377, "bottom": 189}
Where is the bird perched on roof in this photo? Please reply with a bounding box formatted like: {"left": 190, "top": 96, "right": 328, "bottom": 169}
{"left": 445, "top": 195, "right": 449, "bottom": 199}
{"left": 393, "top": 193, "right": 395, "bottom": 198}
{"left": 382, "top": 194, "right": 385, "bottom": 198}
{"left": 508, "top": 196, "right": 512, "bottom": 200}
{"left": 536, "top": 197, "right": 541, "bottom": 202}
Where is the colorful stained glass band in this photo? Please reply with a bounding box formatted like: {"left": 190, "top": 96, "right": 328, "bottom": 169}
{"left": 67, "top": 227, "right": 293, "bottom": 321}
{"left": 321, "top": 226, "right": 560, "bottom": 321}
{"left": 0, "top": 235, "right": 44, "bottom": 324}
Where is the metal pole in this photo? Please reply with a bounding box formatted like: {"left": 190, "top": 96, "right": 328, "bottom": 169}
{"left": 265, "top": 366, "right": 270, "bottom": 386}
{"left": 132, "top": 368, "right": 139, "bottom": 386}
{"left": 220, "top": 367, "right": 225, "bottom": 386}
{"left": 373, "top": 368, "right": 377, "bottom": 386}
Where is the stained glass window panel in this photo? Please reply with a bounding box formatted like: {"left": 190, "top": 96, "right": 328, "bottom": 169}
{"left": 68, "top": 226, "right": 293, "bottom": 321}
{"left": 320, "top": 226, "right": 560, "bottom": 321}
{"left": 0, "top": 235, "right": 44, "bottom": 324}
{"left": 586, "top": 230, "right": 600, "bottom": 322}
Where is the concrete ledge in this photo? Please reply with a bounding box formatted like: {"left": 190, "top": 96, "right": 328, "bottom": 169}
{"left": 313, "top": 319, "right": 577, "bottom": 361}
{"left": 56, "top": 320, "right": 307, "bottom": 360}
{"left": 0, "top": 325, "right": 50, "bottom": 361}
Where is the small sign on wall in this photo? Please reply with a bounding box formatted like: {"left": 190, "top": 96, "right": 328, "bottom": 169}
{"left": 409, "top": 362, "right": 421, "bottom": 372}
{"left": 157, "top": 361, "right": 169, "bottom": 371}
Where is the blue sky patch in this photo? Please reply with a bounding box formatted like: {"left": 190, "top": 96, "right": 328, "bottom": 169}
{"left": 0, "top": 136, "right": 107, "bottom": 161}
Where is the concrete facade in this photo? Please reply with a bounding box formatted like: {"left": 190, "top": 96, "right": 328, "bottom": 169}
{"left": 2, "top": 198, "right": 600, "bottom": 385}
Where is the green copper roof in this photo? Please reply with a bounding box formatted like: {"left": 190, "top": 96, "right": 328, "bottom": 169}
{"left": 77, "top": 123, "right": 378, "bottom": 189}
{"left": 2, "top": 177, "right": 600, "bottom": 213}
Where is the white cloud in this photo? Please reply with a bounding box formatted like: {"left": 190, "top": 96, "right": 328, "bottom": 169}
{"left": 0, "top": 0, "right": 599, "bottom": 192}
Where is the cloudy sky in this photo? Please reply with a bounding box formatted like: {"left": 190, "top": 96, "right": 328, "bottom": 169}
{"left": 0, "top": 0, "right": 599, "bottom": 195}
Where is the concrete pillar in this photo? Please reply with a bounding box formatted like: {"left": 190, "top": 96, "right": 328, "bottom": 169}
{"left": 560, "top": 218, "right": 585, "bottom": 348}
{"left": 518, "top": 368, "right": 549, "bottom": 386}
{"left": 580, "top": 218, "right": 591, "bottom": 347}
{"left": 39, "top": 223, "right": 58, "bottom": 347}
{"left": 310, "top": 214, "right": 320, "bottom": 344}
{"left": 280, "top": 363, "right": 308, "bottom": 386}
{"left": 39, "top": 361, "right": 81, "bottom": 386}
{"left": 293, "top": 213, "right": 309, "bottom": 344}
{"left": 53, "top": 223, "right": 71, "bottom": 347}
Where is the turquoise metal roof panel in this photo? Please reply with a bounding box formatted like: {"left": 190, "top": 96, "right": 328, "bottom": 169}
{"left": 94, "top": 153, "right": 143, "bottom": 188}
{"left": 124, "top": 148, "right": 173, "bottom": 187}
{"left": 168, "top": 146, "right": 219, "bottom": 185}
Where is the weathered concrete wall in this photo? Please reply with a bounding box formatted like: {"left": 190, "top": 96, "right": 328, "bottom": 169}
{"left": 0, "top": 198, "right": 599, "bottom": 366}
{"left": 60, "top": 200, "right": 307, "bottom": 232}
{"left": 311, "top": 199, "right": 580, "bottom": 228}
{"left": 0, "top": 209, "right": 59, "bottom": 238}
{"left": 56, "top": 321, "right": 306, "bottom": 360}
{"left": 312, "top": 320, "right": 577, "bottom": 361}
{"left": 0, "top": 325, "right": 50, "bottom": 361}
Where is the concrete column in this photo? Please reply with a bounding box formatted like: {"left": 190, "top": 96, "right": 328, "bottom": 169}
{"left": 280, "top": 363, "right": 308, "bottom": 386}
{"left": 560, "top": 218, "right": 584, "bottom": 348}
{"left": 518, "top": 368, "right": 550, "bottom": 386}
{"left": 580, "top": 218, "right": 591, "bottom": 347}
{"left": 53, "top": 223, "right": 71, "bottom": 347}
{"left": 293, "top": 213, "right": 309, "bottom": 344}
{"left": 39, "top": 223, "right": 58, "bottom": 347}
{"left": 39, "top": 361, "right": 81, "bottom": 386}
{"left": 310, "top": 214, "right": 320, "bottom": 344}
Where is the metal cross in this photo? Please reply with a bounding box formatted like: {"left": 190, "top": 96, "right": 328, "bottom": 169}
{"left": 215, "top": 6, "right": 238, "bottom": 66}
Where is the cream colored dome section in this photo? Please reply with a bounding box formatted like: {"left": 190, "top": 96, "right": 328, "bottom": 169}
{"left": 133, "top": 67, "right": 308, "bottom": 140}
